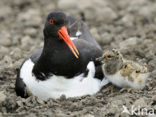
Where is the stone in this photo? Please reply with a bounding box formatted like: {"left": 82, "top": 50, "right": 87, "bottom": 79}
{"left": 100, "top": 32, "right": 113, "bottom": 45}
{"left": 113, "top": 100, "right": 123, "bottom": 106}
{"left": 0, "top": 112, "right": 2, "bottom": 117}
{"left": 0, "top": 31, "right": 11, "bottom": 46}
{"left": 96, "top": 7, "right": 117, "bottom": 23}
{"left": 90, "top": 28, "right": 100, "bottom": 43}
{"left": 18, "top": 8, "right": 42, "bottom": 27}
{"left": 21, "top": 36, "right": 32, "bottom": 50}
{"left": 0, "top": 46, "right": 9, "bottom": 59}
{"left": 119, "top": 37, "right": 138, "bottom": 49}
{"left": 152, "top": 70, "right": 156, "bottom": 77}
{"left": 37, "top": 98, "right": 44, "bottom": 104}
{"left": 83, "top": 114, "right": 94, "bottom": 117}
{"left": 24, "top": 28, "right": 37, "bottom": 37}
{"left": 0, "top": 91, "right": 6, "bottom": 102}
{"left": 121, "top": 14, "right": 134, "bottom": 26}
{"left": 0, "top": 6, "right": 11, "bottom": 19}
{"left": 134, "top": 98, "right": 147, "bottom": 107}
{"left": 152, "top": 95, "right": 156, "bottom": 101}
{"left": 77, "top": 0, "right": 92, "bottom": 10}
{"left": 10, "top": 48, "right": 22, "bottom": 60}
{"left": 57, "top": 0, "right": 77, "bottom": 10}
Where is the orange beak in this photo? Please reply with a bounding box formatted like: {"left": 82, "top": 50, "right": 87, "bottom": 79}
{"left": 57, "top": 26, "right": 79, "bottom": 58}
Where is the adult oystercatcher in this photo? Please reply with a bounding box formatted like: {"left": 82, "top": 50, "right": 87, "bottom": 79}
{"left": 15, "top": 11, "right": 108, "bottom": 99}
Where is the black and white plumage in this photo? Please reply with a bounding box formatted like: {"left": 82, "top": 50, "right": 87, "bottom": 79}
{"left": 15, "top": 11, "right": 108, "bottom": 99}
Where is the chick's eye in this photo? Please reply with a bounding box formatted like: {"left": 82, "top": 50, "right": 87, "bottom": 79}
{"left": 136, "top": 70, "right": 140, "bottom": 73}
{"left": 49, "top": 18, "right": 54, "bottom": 24}
{"left": 107, "top": 55, "right": 112, "bottom": 58}
{"left": 124, "top": 65, "right": 127, "bottom": 68}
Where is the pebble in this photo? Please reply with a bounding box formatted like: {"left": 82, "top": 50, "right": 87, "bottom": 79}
{"left": 24, "top": 28, "right": 37, "bottom": 37}
{"left": 77, "top": 0, "right": 92, "bottom": 10}
{"left": 96, "top": 7, "right": 117, "bottom": 23}
{"left": 57, "top": 0, "right": 117, "bottom": 23}
{"left": 18, "top": 9, "right": 42, "bottom": 27}
{"left": 152, "top": 69, "right": 156, "bottom": 77}
{"left": 152, "top": 95, "right": 156, "bottom": 101}
{"left": 10, "top": 48, "right": 22, "bottom": 60}
{"left": 57, "top": 0, "right": 78, "bottom": 10}
{"left": 121, "top": 14, "right": 134, "bottom": 26}
{"left": 111, "top": 99, "right": 123, "bottom": 106}
{"left": 84, "top": 9, "right": 95, "bottom": 20}
{"left": 0, "top": 91, "right": 6, "bottom": 102}
{"left": 100, "top": 32, "right": 113, "bottom": 45}
{"left": 0, "top": 6, "right": 11, "bottom": 19}
{"left": 16, "top": 100, "right": 23, "bottom": 107}
{"left": 0, "top": 113, "right": 2, "bottom": 117}
{"left": 90, "top": 28, "right": 100, "bottom": 43}
{"left": 43, "top": 4, "right": 56, "bottom": 13}
{"left": 0, "top": 46, "right": 9, "bottom": 59}
{"left": 37, "top": 98, "right": 44, "bottom": 104}
{"left": 138, "top": 5, "right": 156, "bottom": 18}
{"left": 134, "top": 98, "right": 147, "bottom": 107}
{"left": 148, "top": 58, "right": 156, "bottom": 71}
{"left": 12, "top": 35, "right": 21, "bottom": 45}
{"left": 3, "top": 55, "right": 12, "bottom": 65}
{"left": 119, "top": 37, "right": 138, "bottom": 49}
{"left": 0, "top": 31, "right": 11, "bottom": 46}
{"left": 21, "top": 36, "right": 32, "bottom": 50}
{"left": 83, "top": 114, "right": 94, "bottom": 117}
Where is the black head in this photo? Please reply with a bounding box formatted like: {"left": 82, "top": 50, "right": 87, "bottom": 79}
{"left": 43, "top": 11, "right": 79, "bottom": 59}
{"left": 44, "top": 11, "right": 68, "bottom": 37}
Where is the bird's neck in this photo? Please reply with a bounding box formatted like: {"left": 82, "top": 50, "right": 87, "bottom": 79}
{"left": 32, "top": 37, "right": 81, "bottom": 80}
{"left": 32, "top": 37, "right": 66, "bottom": 80}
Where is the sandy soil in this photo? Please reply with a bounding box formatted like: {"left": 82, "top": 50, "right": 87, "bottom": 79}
{"left": 0, "top": 0, "right": 156, "bottom": 116}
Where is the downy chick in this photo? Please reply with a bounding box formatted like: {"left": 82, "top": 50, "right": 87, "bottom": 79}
{"left": 97, "top": 49, "right": 148, "bottom": 90}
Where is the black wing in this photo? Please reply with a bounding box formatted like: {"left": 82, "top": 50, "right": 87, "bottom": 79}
{"left": 67, "top": 16, "right": 101, "bottom": 50}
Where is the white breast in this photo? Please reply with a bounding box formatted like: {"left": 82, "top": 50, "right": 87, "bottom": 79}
{"left": 20, "top": 59, "right": 108, "bottom": 99}
{"left": 105, "top": 71, "right": 147, "bottom": 89}
{"left": 106, "top": 71, "right": 130, "bottom": 88}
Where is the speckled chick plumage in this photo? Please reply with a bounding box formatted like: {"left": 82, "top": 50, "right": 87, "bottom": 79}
{"left": 97, "top": 49, "right": 148, "bottom": 89}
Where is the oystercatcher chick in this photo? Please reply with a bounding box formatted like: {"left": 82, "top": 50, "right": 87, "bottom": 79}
{"left": 97, "top": 49, "right": 148, "bottom": 90}
{"left": 15, "top": 11, "right": 108, "bottom": 99}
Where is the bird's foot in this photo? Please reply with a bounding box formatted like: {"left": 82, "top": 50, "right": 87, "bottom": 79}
{"left": 26, "top": 87, "right": 32, "bottom": 96}
{"left": 105, "top": 85, "right": 115, "bottom": 93}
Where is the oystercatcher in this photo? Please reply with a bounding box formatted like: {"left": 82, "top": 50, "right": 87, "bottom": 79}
{"left": 15, "top": 11, "right": 108, "bottom": 99}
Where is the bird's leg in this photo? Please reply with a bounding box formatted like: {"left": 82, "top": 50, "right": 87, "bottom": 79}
{"left": 109, "top": 85, "right": 115, "bottom": 93}
{"left": 26, "top": 87, "right": 32, "bottom": 96}
{"left": 105, "top": 85, "right": 115, "bottom": 93}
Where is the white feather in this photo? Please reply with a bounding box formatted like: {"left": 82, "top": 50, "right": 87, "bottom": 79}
{"left": 106, "top": 71, "right": 130, "bottom": 88}
{"left": 105, "top": 71, "right": 147, "bottom": 89}
{"left": 70, "top": 37, "right": 78, "bottom": 40}
{"left": 70, "top": 31, "right": 82, "bottom": 41}
{"left": 20, "top": 59, "right": 108, "bottom": 99}
{"left": 76, "top": 30, "right": 82, "bottom": 36}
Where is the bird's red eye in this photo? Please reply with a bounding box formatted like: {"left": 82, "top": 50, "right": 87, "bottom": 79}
{"left": 49, "top": 18, "right": 54, "bottom": 24}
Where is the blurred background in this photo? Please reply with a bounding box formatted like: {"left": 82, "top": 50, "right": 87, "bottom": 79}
{"left": 0, "top": 0, "right": 156, "bottom": 116}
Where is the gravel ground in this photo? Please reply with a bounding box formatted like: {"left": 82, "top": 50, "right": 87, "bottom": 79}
{"left": 0, "top": 0, "right": 156, "bottom": 116}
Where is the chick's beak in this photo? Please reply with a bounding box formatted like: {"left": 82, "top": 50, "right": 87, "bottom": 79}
{"left": 57, "top": 26, "right": 79, "bottom": 58}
